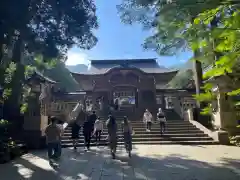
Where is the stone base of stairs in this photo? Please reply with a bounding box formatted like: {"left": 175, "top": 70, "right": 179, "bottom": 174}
{"left": 61, "top": 140, "right": 219, "bottom": 148}
{"left": 61, "top": 120, "right": 219, "bottom": 148}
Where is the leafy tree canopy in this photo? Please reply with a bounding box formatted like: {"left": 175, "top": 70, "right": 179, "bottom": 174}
{"left": 0, "top": 0, "right": 98, "bottom": 115}
{"left": 0, "top": 0, "right": 98, "bottom": 59}
{"left": 118, "top": 0, "right": 240, "bottom": 114}
{"left": 117, "top": 0, "right": 227, "bottom": 56}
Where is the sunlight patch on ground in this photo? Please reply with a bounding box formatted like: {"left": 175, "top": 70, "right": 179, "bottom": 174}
{"left": 14, "top": 164, "right": 34, "bottom": 179}
{"left": 1, "top": 145, "right": 240, "bottom": 180}
{"left": 21, "top": 153, "right": 53, "bottom": 171}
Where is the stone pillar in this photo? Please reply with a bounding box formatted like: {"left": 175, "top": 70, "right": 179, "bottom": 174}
{"left": 217, "top": 92, "right": 238, "bottom": 135}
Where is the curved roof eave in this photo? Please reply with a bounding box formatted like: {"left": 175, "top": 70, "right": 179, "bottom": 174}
{"left": 71, "top": 69, "right": 179, "bottom": 76}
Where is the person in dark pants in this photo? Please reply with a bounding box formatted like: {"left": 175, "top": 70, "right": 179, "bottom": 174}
{"left": 121, "top": 116, "right": 133, "bottom": 157}
{"left": 106, "top": 115, "right": 118, "bottom": 159}
{"left": 45, "top": 117, "right": 63, "bottom": 163}
{"left": 71, "top": 111, "right": 87, "bottom": 150}
{"left": 83, "top": 119, "right": 93, "bottom": 150}
{"left": 71, "top": 121, "right": 80, "bottom": 150}
{"left": 114, "top": 97, "right": 119, "bottom": 111}
{"left": 88, "top": 111, "right": 97, "bottom": 133}
{"left": 157, "top": 108, "right": 166, "bottom": 135}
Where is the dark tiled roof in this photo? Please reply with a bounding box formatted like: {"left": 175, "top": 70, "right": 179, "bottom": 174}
{"left": 91, "top": 58, "right": 157, "bottom": 65}
{"left": 78, "top": 59, "right": 177, "bottom": 74}
{"left": 27, "top": 70, "right": 56, "bottom": 84}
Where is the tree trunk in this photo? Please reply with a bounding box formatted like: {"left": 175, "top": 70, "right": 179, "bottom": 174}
{"left": 193, "top": 51, "right": 203, "bottom": 108}
{"left": 4, "top": 37, "right": 25, "bottom": 117}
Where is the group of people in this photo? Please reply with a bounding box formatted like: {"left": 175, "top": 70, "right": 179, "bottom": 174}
{"left": 44, "top": 107, "right": 167, "bottom": 164}
{"left": 106, "top": 114, "right": 133, "bottom": 158}
{"left": 71, "top": 111, "right": 101, "bottom": 150}
{"left": 143, "top": 108, "right": 166, "bottom": 134}
{"left": 44, "top": 110, "right": 134, "bottom": 163}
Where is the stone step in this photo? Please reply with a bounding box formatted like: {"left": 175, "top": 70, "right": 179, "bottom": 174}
{"left": 64, "top": 127, "right": 200, "bottom": 132}
{"left": 61, "top": 133, "right": 208, "bottom": 139}
{"left": 97, "top": 120, "right": 192, "bottom": 125}
{"left": 63, "top": 130, "right": 205, "bottom": 136}
{"left": 67, "top": 124, "right": 198, "bottom": 129}
{"left": 69, "top": 121, "right": 193, "bottom": 124}
{"left": 61, "top": 136, "right": 213, "bottom": 143}
{"left": 61, "top": 140, "right": 219, "bottom": 148}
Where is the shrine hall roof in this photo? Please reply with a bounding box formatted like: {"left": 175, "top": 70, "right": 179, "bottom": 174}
{"left": 74, "top": 58, "right": 178, "bottom": 74}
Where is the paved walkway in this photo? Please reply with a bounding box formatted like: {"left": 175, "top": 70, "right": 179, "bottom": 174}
{"left": 1, "top": 145, "right": 240, "bottom": 180}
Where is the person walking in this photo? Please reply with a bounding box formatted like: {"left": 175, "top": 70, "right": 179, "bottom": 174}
{"left": 83, "top": 118, "right": 94, "bottom": 151}
{"left": 114, "top": 96, "right": 120, "bottom": 111}
{"left": 88, "top": 111, "right": 97, "bottom": 133}
{"left": 121, "top": 116, "right": 133, "bottom": 157}
{"left": 71, "top": 110, "right": 87, "bottom": 150}
{"left": 45, "top": 117, "right": 63, "bottom": 164}
{"left": 157, "top": 108, "right": 166, "bottom": 135}
{"left": 143, "top": 109, "right": 153, "bottom": 132}
{"left": 93, "top": 117, "right": 103, "bottom": 145}
{"left": 106, "top": 115, "right": 118, "bottom": 159}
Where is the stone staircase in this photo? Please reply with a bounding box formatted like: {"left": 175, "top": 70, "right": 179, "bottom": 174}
{"left": 61, "top": 112, "right": 218, "bottom": 148}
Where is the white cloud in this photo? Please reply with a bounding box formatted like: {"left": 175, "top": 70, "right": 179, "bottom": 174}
{"left": 65, "top": 51, "right": 89, "bottom": 65}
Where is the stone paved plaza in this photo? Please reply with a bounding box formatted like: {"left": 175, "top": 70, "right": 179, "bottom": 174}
{"left": 1, "top": 145, "right": 240, "bottom": 180}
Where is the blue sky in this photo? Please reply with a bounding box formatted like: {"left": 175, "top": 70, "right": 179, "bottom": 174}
{"left": 66, "top": 0, "right": 192, "bottom": 67}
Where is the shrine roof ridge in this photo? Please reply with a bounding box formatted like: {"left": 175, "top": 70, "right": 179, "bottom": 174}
{"left": 90, "top": 58, "right": 157, "bottom": 65}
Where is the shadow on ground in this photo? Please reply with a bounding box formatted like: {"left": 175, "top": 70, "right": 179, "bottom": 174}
{"left": 0, "top": 145, "right": 240, "bottom": 180}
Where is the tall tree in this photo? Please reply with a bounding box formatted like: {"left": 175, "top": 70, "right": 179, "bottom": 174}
{"left": 117, "top": 0, "right": 232, "bottom": 107}
{"left": 0, "top": 0, "right": 98, "bottom": 114}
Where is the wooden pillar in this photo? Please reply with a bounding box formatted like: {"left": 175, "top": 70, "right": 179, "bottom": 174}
{"left": 135, "top": 88, "right": 139, "bottom": 108}
{"left": 161, "top": 94, "right": 166, "bottom": 109}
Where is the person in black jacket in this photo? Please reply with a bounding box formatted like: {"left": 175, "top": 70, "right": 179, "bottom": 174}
{"left": 71, "top": 111, "right": 87, "bottom": 150}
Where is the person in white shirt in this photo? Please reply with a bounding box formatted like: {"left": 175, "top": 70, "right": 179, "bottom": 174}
{"left": 143, "top": 109, "right": 153, "bottom": 131}
{"left": 93, "top": 117, "right": 103, "bottom": 145}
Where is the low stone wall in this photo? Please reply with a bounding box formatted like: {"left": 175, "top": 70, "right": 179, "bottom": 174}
{"left": 184, "top": 109, "right": 230, "bottom": 145}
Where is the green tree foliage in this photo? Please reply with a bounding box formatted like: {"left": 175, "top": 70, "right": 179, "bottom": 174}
{"left": 168, "top": 69, "right": 193, "bottom": 88}
{"left": 0, "top": 0, "right": 98, "bottom": 114}
{"left": 117, "top": 0, "right": 222, "bottom": 55}
{"left": 117, "top": 0, "right": 219, "bottom": 98}
{"left": 118, "top": 0, "right": 240, "bottom": 114}
{"left": 44, "top": 62, "right": 80, "bottom": 92}
{"left": 0, "top": 0, "right": 98, "bottom": 59}
{"left": 190, "top": 4, "right": 240, "bottom": 114}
